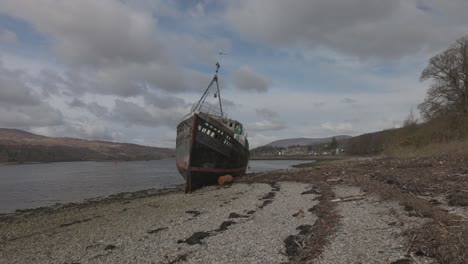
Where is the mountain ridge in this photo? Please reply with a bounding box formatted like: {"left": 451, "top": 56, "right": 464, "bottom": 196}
{"left": 265, "top": 135, "right": 352, "bottom": 148}
{"left": 0, "top": 128, "right": 174, "bottom": 163}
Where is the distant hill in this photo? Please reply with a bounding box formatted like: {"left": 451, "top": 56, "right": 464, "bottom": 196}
{"left": 265, "top": 135, "right": 352, "bottom": 148}
{"left": 0, "top": 128, "right": 174, "bottom": 163}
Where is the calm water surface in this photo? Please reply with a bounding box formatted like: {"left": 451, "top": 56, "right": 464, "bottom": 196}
{"left": 0, "top": 159, "right": 308, "bottom": 213}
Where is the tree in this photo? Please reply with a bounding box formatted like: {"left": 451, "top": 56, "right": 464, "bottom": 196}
{"left": 418, "top": 36, "right": 468, "bottom": 120}
{"left": 402, "top": 108, "right": 418, "bottom": 127}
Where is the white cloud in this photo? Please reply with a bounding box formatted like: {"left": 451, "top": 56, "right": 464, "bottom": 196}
{"left": 248, "top": 120, "right": 286, "bottom": 132}
{"left": 0, "top": 60, "right": 63, "bottom": 128}
{"left": 232, "top": 65, "right": 271, "bottom": 92}
{"left": 225, "top": 0, "right": 468, "bottom": 59}
{"left": 0, "top": 1, "right": 215, "bottom": 98}
{"left": 0, "top": 29, "right": 17, "bottom": 44}
{"left": 248, "top": 107, "right": 286, "bottom": 132}
{"left": 0, "top": 0, "right": 163, "bottom": 66}
{"left": 255, "top": 108, "right": 279, "bottom": 119}
{"left": 159, "top": 32, "right": 232, "bottom": 64}
{"left": 341, "top": 98, "right": 357, "bottom": 104}
{"left": 319, "top": 122, "right": 354, "bottom": 134}
{"left": 31, "top": 118, "right": 114, "bottom": 141}
{"left": 247, "top": 133, "right": 281, "bottom": 148}
{"left": 111, "top": 99, "right": 183, "bottom": 128}
{"left": 68, "top": 99, "right": 109, "bottom": 117}
{"left": 0, "top": 104, "right": 63, "bottom": 128}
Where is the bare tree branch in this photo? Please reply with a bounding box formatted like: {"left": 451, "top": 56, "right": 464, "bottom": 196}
{"left": 419, "top": 36, "right": 468, "bottom": 120}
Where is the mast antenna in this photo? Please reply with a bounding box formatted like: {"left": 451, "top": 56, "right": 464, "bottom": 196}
{"left": 193, "top": 56, "right": 227, "bottom": 117}
{"left": 218, "top": 52, "right": 228, "bottom": 61}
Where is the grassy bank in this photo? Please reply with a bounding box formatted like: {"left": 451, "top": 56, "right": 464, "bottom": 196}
{"left": 346, "top": 116, "right": 468, "bottom": 158}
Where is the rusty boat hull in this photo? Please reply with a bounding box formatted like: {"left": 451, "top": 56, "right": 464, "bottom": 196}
{"left": 176, "top": 112, "right": 250, "bottom": 192}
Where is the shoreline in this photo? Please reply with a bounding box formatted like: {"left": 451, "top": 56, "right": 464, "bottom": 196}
{"left": 0, "top": 184, "right": 184, "bottom": 220}
{"left": 1, "top": 156, "right": 467, "bottom": 263}
{"left": 1, "top": 182, "right": 321, "bottom": 263}
{"left": 0, "top": 156, "right": 176, "bottom": 166}
{"left": 0, "top": 160, "right": 309, "bottom": 215}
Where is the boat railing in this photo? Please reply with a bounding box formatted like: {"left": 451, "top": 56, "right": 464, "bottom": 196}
{"left": 191, "top": 102, "right": 224, "bottom": 118}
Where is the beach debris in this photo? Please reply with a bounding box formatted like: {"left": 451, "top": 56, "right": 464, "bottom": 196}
{"left": 218, "top": 175, "right": 234, "bottom": 186}
{"left": 283, "top": 225, "right": 313, "bottom": 257}
{"left": 446, "top": 192, "right": 468, "bottom": 206}
{"left": 178, "top": 220, "right": 238, "bottom": 246}
{"left": 259, "top": 199, "right": 273, "bottom": 209}
{"left": 261, "top": 192, "right": 275, "bottom": 200}
{"left": 301, "top": 185, "right": 321, "bottom": 195}
{"left": 104, "top": 244, "right": 116, "bottom": 251}
{"left": 217, "top": 220, "right": 236, "bottom": 231}
{"left": 326, "top": 177, "right": 342, "bottom": 183}
{"left": 258, "top": 191, "right": 277, "bottom": 209}
{"left": 270, "top": 182, "right": 281, "bottom": 192}
{"left": 167, "top": 253, "right": 188, "bottom": 264}
{"left": 292, "top": 209, "right": 305, "bottom": 218}
{"left": 177, "top": 231, "right": 211, "bottom": 245}
{"left": 147, "top": 227, "right": 168, "bottom": 234}
{"left": 185, "top": 210, "right": 201, "bottom": 217}
{"left": 228, "top": 212, "right": 249, "bottom": 218}
{"left": 331, "top": 195, "right": 365, "bottom": 203}
{"left": 59, "top": 216, "right": 101, "bottom": 227}
{"left": 146, "top": 203, "right": 160, "bottom": 209}
{"left": 390, "top": 258, "right": 411, "bottom": 264}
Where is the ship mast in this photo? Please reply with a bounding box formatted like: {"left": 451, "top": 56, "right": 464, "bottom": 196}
{"left": 193, "top": 62, "right": 224, "bottom": 117}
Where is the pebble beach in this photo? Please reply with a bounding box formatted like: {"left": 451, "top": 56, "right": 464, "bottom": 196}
{"left": 1, "top": 182, "right": 320, "bottom": 264}
{"left": 3, "top": 156, "right": 467, "bottom": 263}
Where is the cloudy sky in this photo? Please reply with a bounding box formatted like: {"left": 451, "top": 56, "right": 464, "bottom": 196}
{"left": 0, "top": 0, "right": 467, "bottom": 148}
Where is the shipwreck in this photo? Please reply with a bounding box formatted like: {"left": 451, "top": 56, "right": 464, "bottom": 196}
{"left": 176, "top": 62, "right": 250, "bottom": 192}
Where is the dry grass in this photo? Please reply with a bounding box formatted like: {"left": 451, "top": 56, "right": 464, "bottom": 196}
{"left": 347, "top": 115, "right": 468, "bottom": 156}
{"left": 385, "top": 138, "right": 468, "bottom": 159}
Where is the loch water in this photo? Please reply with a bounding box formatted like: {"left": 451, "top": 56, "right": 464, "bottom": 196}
{"left": 0, "top": 159, "right": 309, "bottom": 213}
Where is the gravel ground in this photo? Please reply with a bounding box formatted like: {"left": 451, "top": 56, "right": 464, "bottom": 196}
{"left": 0, "top": 182, "right": 319, "bottom": 264}
{"left": 315, "top": 185, "right": 428, "bottom": 264}
{"left": 1, "top": 163, "right": 449, "bottom": 264}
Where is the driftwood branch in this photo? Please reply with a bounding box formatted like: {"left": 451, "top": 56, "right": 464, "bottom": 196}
{"left": 326, "top": 178, "right": 342, "bottom": 182}
{"left": 331, "top": 195, "right": 365, "bottom": 203}
{"left": 410, "top": 251, "right": 423, "bottom": 264}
